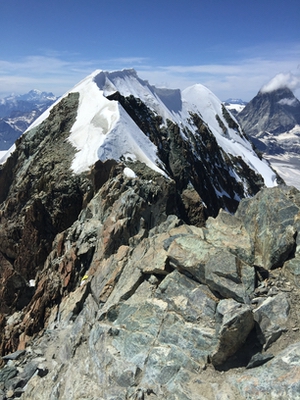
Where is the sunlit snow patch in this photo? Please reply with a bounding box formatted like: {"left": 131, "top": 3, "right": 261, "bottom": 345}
{"left": 0, "top": 145, "right": 15, "bottom": 165}
{"left": 123, "top": 167, "right": 137, "bottom": 179}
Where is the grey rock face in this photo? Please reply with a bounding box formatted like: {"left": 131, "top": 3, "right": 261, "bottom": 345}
{"left": 1, "top": 186, "right": 300, "bottom": 399}
{"left": 230, "top": 342, "right": 300, "bottom": 399}
{"left": 211, "top": 299, "right": 254, "bottom": 366}
{"left": 236, "top": 186, "right": 300, "bottom": 269}
{"left": 204, "top": 251, "right": 254, "bottom": 303}
{"left": 237, "top": 87, "right": 300, "bottom": 155}
{"left": 253, "top": 292, "right": 290, "bottom": 349}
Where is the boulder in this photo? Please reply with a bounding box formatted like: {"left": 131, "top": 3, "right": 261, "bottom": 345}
{"left": 167, "top": 233, "right": 212, "bottom": 283}
{"left": 211, "top": 299, "right": 254, "bottom": 366}
{"left": 204, "top": 250, "right": 254, "bottom": 303}
{"left": 253, "top": 292, "right": 290, "bottom": 349}
{"left": 246, "top": 352, "right": 274, "bottom": 369}
{"left": 204, "top": 209, "right": 253, "bottom": 264}
{"left": 236, "top": 186, "right": 299, "bottom": 269}
{"left": 168, "top": 235, "right": 255, "bottom": 303}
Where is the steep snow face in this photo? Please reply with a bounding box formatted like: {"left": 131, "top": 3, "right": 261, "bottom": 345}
{"left": 93, "top": 69, "right": 182, "bottom": 122}
{"left": 69, "top": 71, "right": 167, "bottom": 175}
{"left": 67, "top": 72, "right": 120, "bottom": 173}
{"left": 24, "top": 70, "right": 167, "bottom": 175}
{"left": 182, "top": 84, "right": 249, "bottom": 149}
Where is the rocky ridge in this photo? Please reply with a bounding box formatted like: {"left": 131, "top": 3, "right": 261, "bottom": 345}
{"left": 0, "top": 70, "right": 297, "bottom": 399}
{"left": 1, "top": 184, "right": 300, "bottom": 399}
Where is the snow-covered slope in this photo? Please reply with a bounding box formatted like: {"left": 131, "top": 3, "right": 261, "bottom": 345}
{"left": 223, "top": 98, "right": 247, "bottom": 116}
{"left": 22, "top": 69, "right": 277, "bottom": 189}
{"left": 181, "top": 85, "right": 276, "bottom": 187}
{"left": 224, "top": 103, "right": 246, "bottom": 115}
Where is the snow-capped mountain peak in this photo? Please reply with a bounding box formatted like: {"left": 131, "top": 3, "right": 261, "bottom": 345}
{"left": 17, "top": 89, "right": 57, "bottom": 102}
{"left": 25, "top": 69, "right": 277, "bottom": 189}
{"left": 0, "top": 90, "right": 56, "bottom": 105}
{"left": 1, "top": 68, "right": 280, "bottom": 217}
{"left": 223, "top": 98, "right": 247, "bottom": 116}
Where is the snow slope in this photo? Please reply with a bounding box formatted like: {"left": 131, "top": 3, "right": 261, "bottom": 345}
{"left": 1, "top": 69, "right": 278, "bottom": 188}
{"left": 225, "top": 103, "right": 246, "bottom": 114}
{"left": 181, "top": 84, "right": 276, "bottom": 187}
{"left": 265, "top": 154, "right": 300, "bottom": 190}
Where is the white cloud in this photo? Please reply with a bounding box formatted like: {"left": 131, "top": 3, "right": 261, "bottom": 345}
{"left": 1, "top": 43, "right": 300, "bottom": 101}
{"left": 260, "top": 72, "right": 300, "bottom": 93}
{"left": 136, "top": 56, "right": 300, "bottom": 101}
{"left": 0, "top": 55, "right": 97, "bottom": 96}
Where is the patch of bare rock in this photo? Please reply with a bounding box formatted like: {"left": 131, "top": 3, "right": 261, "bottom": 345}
{"left": 1, "top": 173, "right": 300, "bottom": 399}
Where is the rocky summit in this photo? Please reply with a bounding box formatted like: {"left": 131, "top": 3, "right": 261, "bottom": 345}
{"left": 0, "top": 70, "right": 299, "bottom": 399}
{"left": 237, "top": 87, "right": 300, "bottom": 155}
{"left": 236, "top": 86, "right": 300, "bottom": 190}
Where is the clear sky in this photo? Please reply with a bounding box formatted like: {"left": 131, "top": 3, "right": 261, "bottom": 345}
{"left": 1, "top": 0, "right": 300, "bottom": 101}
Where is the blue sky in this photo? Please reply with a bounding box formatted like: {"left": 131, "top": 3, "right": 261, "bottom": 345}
{"left": 1, "top": 0, "right": 300, "bottom": 100}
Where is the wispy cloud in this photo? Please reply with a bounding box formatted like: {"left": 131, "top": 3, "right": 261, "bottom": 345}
{"left": 1, "top": 43, "right": 300, "bottom": 101}
{"left": 137, "top": 55, "right": 300, "bottom": 100}
{"left": 0, "top": 54, "right": 150, "bottom": 97}
{"left": 104, "top": 57, "right": 149, "bottom": 65}
{"left": 261, "top": 72, "right": 300, "bottom": 93}
{"left": 0, "top": 54, "right": 98, "bottom": 96}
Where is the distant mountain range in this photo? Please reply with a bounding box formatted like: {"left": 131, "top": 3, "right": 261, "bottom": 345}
{"left": 0, "top": 90, "right": 57, "bottom": 149}
{"left": 223, "top": 98, "right": 248, "bottom": 117}
{"left": 2, "top": 82, "right": 300, "bottom": 190}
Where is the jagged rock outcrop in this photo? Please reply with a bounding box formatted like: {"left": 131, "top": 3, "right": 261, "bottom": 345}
{"left": 0, "top": 93, "right": 91, "bottom": 326}
{"left": 1, "top": 184, "right": 300, "bottom": 399}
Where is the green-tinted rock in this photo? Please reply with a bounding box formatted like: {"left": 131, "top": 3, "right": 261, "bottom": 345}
{"left": 167, "top": 234, "right": 217, "bottom": 283}
{"left": 253, "top": 292, "right": 290, "bottom": 349}
{"left": 205, "top": 249, "right": 255, "bottom": 303}
{"left": 168, "top": 234, "right": 255, "bottom": 303}
{"left": 211, "top": 299, "right": 254, "bottom": 366}
{"left": 236, "top": 186, "right": 299, "bottom": 269}
{"left": 204, "top": 209, "right": 253, "bottom": 264}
